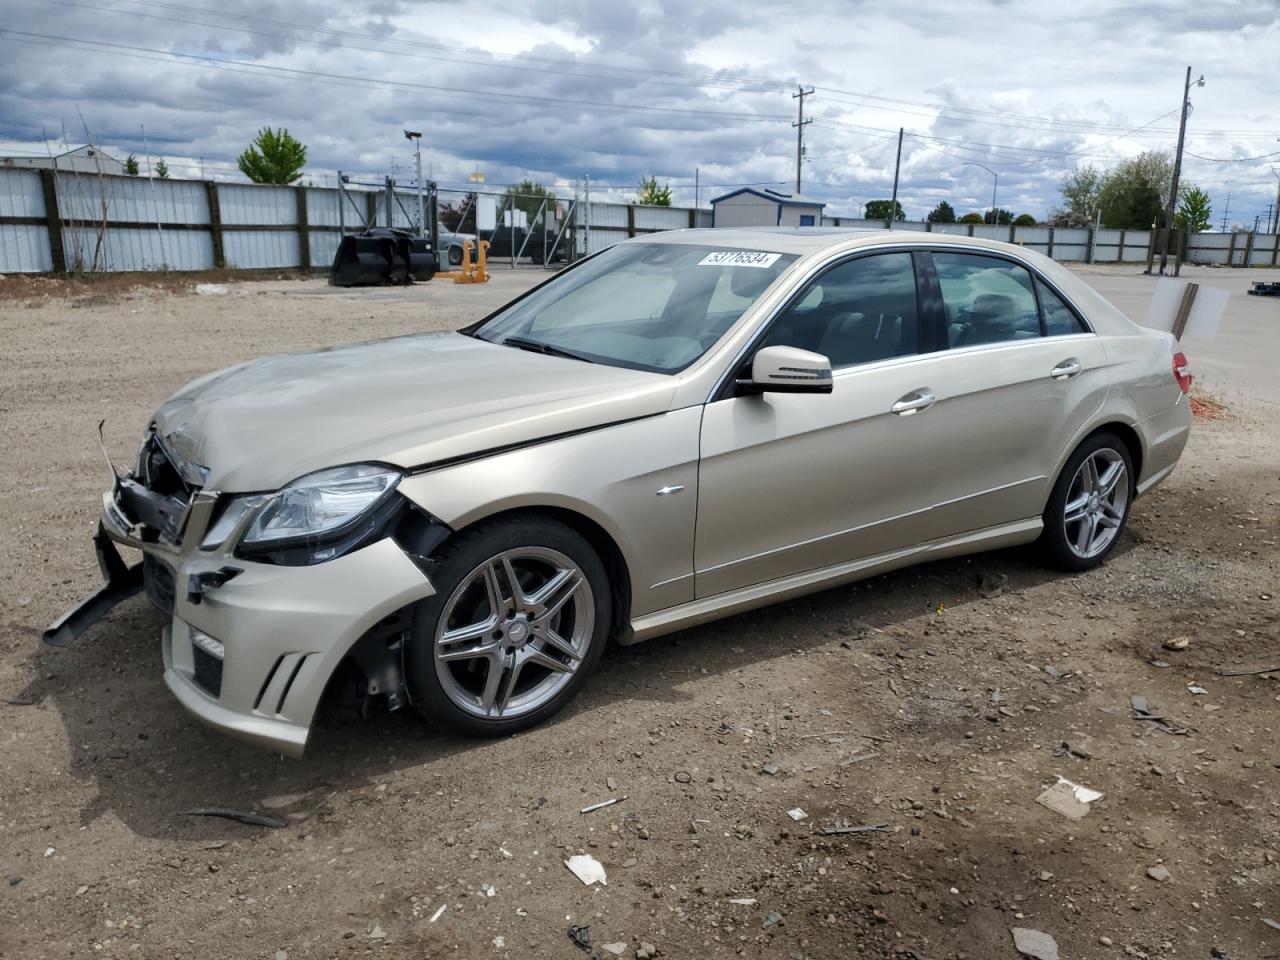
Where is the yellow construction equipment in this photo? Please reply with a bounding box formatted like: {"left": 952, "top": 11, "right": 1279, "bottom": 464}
{"left": 452, "top": 239, "right": 490, "bottom": 284}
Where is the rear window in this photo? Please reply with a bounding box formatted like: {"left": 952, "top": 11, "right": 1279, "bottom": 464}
{"left": 934, "top": 252, "right": 1041, "bottom": 347}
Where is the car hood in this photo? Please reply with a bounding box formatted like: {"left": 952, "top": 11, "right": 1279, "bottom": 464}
{"left": 153, "top": 332, "right": 675, "bottom": 492}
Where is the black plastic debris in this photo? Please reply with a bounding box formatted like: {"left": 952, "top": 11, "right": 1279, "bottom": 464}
{"left": 330, "top": 228, "right": 436, "bottom": 287}
{"left": 185, "top": 807, "right": 287, "bottom": 829}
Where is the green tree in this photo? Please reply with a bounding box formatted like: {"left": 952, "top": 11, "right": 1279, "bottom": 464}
{"left": 501, "top": 179, "right": 556, "bottom": 224}
{"left": 439, "top": 192, "right": 478, "bottom": 233}
{"left": 1057, "top": 164, "right": 1102, "bottom": 225}
{"left": 1097, "top": 150, "right": 1173, "bottom": 229}
{"left": 958, "top": 212, "right": 985, "bottom": 224}
{"left": 635, "top": 176, "right": 672, "bottom": 206}
{"left": 983, "top": 207, "right": 1014, "bottom": 225}
{"left": 237, "top": 127, "right": 307, "bottom": 184}
{"left": 123, "top": 154, "right": 140, "bottom": 176}
{"left": 1013, "top": 213, "right": 1038, "bottom": 227}
{"left": 154, "top": 158, "right": 169, "bottom": 179}
{"left": 927, "top": 200, "right": 956, "bottom": 223}
{"left": 865, "top": 199, "right": 905, "bottom": 221}
{"left": 1174, "top": 186, "right": 1212, "bottom": 234}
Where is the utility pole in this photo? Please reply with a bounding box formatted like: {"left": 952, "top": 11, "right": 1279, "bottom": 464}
{"left": 694, "top": 167, "right": 700, "bottom": 212}
{"left": 1271, "top": 166, "right": 1280, "bottom": 234}
{"left": 1157, "top": 66, "right": 1203, "bottom": 275}
{"left": 792, "top": 85, "right": 814, "bottom": 194}
{"left": 888, "top": 127, "right": 904, "bottom": 230}
{"left": 1219, "top": 191, "right": 1231, "bottom": 233}
{"left": 405, "top": 130, "right": 424, "bottom": 238}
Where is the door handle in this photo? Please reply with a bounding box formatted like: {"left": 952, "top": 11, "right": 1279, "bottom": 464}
{"left": 890, "top": 388, "right": 936, "bottom": 416}
{"left": 1050, "top": 358, "right": 1082, "bottom": 380}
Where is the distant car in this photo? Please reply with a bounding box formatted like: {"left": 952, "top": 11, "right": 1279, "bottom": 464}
{"left": 49, "top": 228, "right": 1192, "bottom": 755}
{"left": 436, "top": 228, "right": 476, "bottom": 266}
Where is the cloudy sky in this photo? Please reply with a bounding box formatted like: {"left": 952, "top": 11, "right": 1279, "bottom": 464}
{"left": 1, "top": 0, "right": 1277, "bottom": 223}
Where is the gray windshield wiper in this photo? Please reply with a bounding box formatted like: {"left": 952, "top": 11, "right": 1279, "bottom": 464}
{"left": 501, "top": 336, "right": 597, "bottom": 364}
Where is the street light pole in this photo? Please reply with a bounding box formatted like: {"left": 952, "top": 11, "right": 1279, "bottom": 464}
{"left": 963, "top": 161, "right": 998, "bottom": 225}
{"left": 1157, "top": 67, "right": 1203, "bottom": 275}
{"left": 404, "top": 130, "right": 424, "bottom": 238}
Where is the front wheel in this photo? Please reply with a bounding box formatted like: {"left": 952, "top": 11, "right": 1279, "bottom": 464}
{"left": 404, "top": 516, "right": 611, "bottom": 737}
{"left": 1040, "top": 432, "right": 1134, "bottom": 571}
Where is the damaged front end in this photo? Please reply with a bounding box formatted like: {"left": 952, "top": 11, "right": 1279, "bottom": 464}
{"left": 45, "top": 425, "right": 445, "bottom": 755}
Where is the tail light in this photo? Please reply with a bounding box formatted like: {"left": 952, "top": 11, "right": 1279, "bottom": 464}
{"left": 1172, "top": 351, "right": 1192, "bottom": 394}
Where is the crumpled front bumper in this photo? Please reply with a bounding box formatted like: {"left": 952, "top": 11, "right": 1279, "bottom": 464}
{"left": 47, "top": 482, "right": 436, "bottom": 756}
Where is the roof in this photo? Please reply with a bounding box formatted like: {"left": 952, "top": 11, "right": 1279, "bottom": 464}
{"left": 709, "top": 186, "right": 827, "bottom": 208}
{"left": 620, "top": 226, "right": 1060, "bottom": 257}
{"left": 0, "top": 140, "right": 121, "bottom": 160}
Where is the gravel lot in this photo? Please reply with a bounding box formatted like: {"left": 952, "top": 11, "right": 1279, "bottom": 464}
{"left": 0, "top": 262, "right": 1277, "bottom": 960}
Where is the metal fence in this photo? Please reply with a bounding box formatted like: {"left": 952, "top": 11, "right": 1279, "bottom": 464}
{"left": 2, "top": 167, "right": 1277, "bottom": 273}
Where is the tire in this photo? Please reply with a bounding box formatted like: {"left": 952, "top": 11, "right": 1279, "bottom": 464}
{"left": 404, "top": 516, "right": 612, "bottom": 737}
{"left": 448, "top": 245, "right": 463, "bottom": 266}
{"left": 1040, "top": 431, "right": 1135, "bottom": 572}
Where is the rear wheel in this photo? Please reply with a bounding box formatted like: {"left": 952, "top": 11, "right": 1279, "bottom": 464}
{"left": 1040, "top": 432, "right": 1134, "bottom": 571}
{"left": 404, "top": 517, "right": 611, "bottom": 737}
{"left": 448, "top": 245, "right": 463, "bottom": 266}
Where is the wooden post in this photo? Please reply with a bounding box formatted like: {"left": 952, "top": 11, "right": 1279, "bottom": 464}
{"left": 1226, "top": 231, "right": 1237, "bottom": 266}
{"left": 688, "top": 207, "right": 696, "bottom": 229}
{"left": 626, "top": 204, "right": 636, "bottom": 238}
{"left": 967, "top": 223, "right": 975, "bottom": 237}
{"left": 1085, "top": 226, "right": 1094, "bottom": 264}
{"left": 1008, "top": 223, "right": 1015, "bottom": 243}
{"left": 39, "top": 169, "right": 66, "bottom": 273}
{"left": 1273, "top": 232, "right": 1280, "bottom": 267}
{"left": 1047, "top": 227, "right": 1055, "bottom": 259}
{"left": 1242, "top": 231, "right": 1254, "bottom": 269}
{"left": 205, "top": 181, "right": 225, "bottom": 268}
{"left": 1144, "top": 228, "right": 1156, "bottom": 273}
{"left": 366, "top": 191, "right": 377, "bottom": 231}
{"left": 1117, "top": 230, "right": 1126, "bottom": 262}
{"left": 295, "top": 186, "right": 311, "bottom": 272}
{"left": 1171, "top": 282, "right": 1198, "bottom": 341}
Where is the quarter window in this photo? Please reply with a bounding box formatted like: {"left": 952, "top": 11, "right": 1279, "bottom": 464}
{"left": 1037, "top": 279, "right": 1088, "bottom": 336}
{"left": 762, "top": 253, "right": 919, "bottom": 368}
{"left": 933, "top": 252, "right": 1041, "bottom": 347}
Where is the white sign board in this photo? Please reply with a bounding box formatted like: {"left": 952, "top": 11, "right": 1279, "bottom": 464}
{"left": 476, "top": 196, "right": 497, "bottom": 232}
{"left": 1142, "top": 278, "right": 1227, "bottom": 340}
{"left": 503, "top": 208, "right": 528, "bottom": 229}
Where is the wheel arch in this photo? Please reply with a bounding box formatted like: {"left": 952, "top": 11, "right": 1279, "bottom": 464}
{"left": 1048, "top": 416, "right": 1146, "bottom": 504}
{"left": 438, "top": 504, "right": 634, "bottom": 642}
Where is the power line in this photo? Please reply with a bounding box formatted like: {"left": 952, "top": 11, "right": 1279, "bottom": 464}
{"left": 0, "top": 29, "right": 796, "bottom": 126}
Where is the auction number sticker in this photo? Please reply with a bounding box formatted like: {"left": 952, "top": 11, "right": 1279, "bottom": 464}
{"left": 698, "top": 250, "right": 781, "bottom": 268}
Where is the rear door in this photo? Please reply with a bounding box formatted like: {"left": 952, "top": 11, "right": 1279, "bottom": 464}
{"left": 922, "top": 250, "right": 1110, "bottom": 536}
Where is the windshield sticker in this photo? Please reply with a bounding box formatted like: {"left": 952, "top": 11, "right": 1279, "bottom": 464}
{"left": 698, "top": 250, "right": 782, "bottom": 268}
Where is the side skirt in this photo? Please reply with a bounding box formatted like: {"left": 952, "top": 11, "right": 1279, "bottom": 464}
{"left": 621, "top": 517, "right": 1043, "bottom": 645}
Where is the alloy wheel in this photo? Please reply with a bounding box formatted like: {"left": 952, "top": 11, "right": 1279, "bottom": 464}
{"left": 433, "top": 547, "right": 594, "bottom": 720}
{"left": 1062, "top": 447, "right": 1129, "bottom": 560}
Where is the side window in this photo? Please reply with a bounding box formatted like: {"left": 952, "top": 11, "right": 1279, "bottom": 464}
{"left": 762, "top": 253, "right": 919, "bottom": 368}
{"left": 933, "top": 253, "right": 1041, "bottom": 347}
{"left": 1037, "top": 279, "right": 1088, "bottom": 336}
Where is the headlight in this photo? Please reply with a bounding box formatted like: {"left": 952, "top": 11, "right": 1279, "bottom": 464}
{"left": 227, "top": 464, "right": 402, "bottom": 564}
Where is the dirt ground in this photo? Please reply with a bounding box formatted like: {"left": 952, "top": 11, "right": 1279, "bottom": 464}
{"left": 0, "top": 264, "right": 1277, "bottom": 960}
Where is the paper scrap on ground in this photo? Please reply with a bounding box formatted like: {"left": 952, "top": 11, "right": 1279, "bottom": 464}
{"left": 564, "top": 854, "right": 608, "bottom": 886}
{"left": 1036, "top": 777, "right": 1103, "bottom": 821}
{"left": 786, "top": 807, "right": 808, "bottom": 821}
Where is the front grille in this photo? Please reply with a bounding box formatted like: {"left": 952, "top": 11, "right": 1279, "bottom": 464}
{"left": 191, "top": 645, "right": 223, "bottom": 697}
{"left": 143, "top": 554, "right": 176, "bottom": 617}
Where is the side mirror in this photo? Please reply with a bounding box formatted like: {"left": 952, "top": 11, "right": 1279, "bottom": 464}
{"left": 738, "top": 345, "right": 833, "bottom": 395}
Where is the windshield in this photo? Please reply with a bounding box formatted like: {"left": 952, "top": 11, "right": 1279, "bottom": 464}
{"left": 471, "top": 243, "right": 797, "bottom": 373}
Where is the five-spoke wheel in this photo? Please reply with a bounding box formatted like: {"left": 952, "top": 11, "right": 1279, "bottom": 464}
{"left": 405, "top": 517, "right": 610, "bottom": 736}
{"left": 1041, "top": 432, "right": 1135, "bottom": 571}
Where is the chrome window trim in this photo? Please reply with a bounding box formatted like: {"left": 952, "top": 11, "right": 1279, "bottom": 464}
{"left": 705, "top": 240, "right": 1098, "bottom": 402}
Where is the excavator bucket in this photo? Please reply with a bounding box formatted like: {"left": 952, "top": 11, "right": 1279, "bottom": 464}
{"left": 329, "top": 228, "right": 436, "bottom": 287}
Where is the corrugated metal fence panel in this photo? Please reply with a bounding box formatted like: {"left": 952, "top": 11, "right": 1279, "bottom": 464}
{"left": 62, "top": 225, "right": 213, "bottom": 271}
{"left": 929, "top": 223, "right": 969, "bottom": 236}
{"left": 306, "top": 188, "right": 344, "bottom": 227}
{"left": 1121, "top": 230, "right": 1151, "bottom": 262}
{"left": 583, "top": 227, "right": 628, "bottom": 255}
{"left": 310, "top": 230, "right": 340, "bottom": 271}
{"left": 217, "top": 184, "right": 296, "bottom": 226}
{"left": 634, "top": 206, "right": 689, "bottom": 231}
{"left": 54, "top": 173, "right": 209, "bottom": 224}
{"left": 1187, "top": 232, "right": 1229, "bottom": 265}
{"left": 587, "top": 203, "right": 629, "bottom": 229}
{"left": 0, "top": 225, "right": 53, "bottom": 271}
{"left": 695, "top": 210, "right": 713, "bottom": 228}
{"left": 0, "top": 168, "right": 45, "bottom": 216}
{"left": 222, "top": 229, "right": 300, "bottom": 268}
{"left": 1248, "top": 234, "right": 1279, "bottom": 265}
{"left": 1091, "top": 229, "right": 1123, "bottom": 262}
